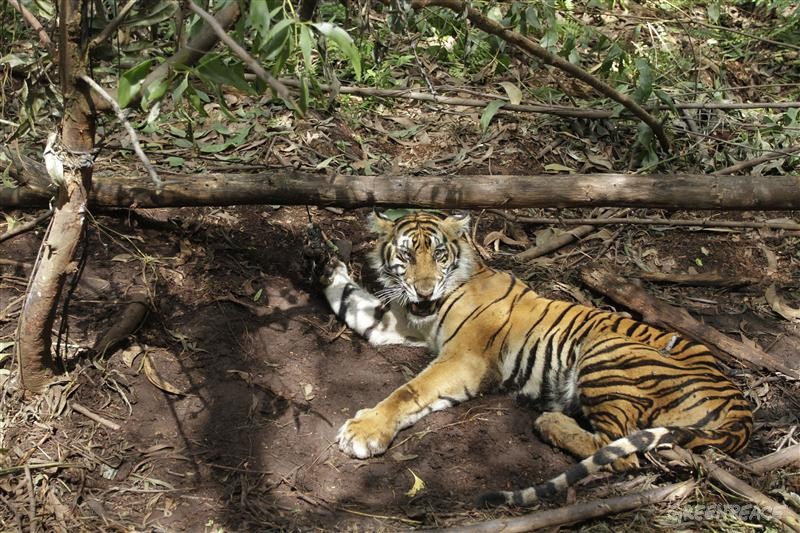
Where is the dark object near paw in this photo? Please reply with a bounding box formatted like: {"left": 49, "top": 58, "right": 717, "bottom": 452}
{"left": 303, "top": 224, "right": 349, "bottom": 284}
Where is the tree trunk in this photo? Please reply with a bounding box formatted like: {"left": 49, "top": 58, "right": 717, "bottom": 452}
{"left": 5, "top": 171, "right": 800, "bottom": 211}
{"left": 15, "top": 0, "right": 94, "bottom": 392}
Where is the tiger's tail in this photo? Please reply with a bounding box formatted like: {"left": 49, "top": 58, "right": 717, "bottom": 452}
{"left": 478, "top": 420, "right": 751, "bottom": 507}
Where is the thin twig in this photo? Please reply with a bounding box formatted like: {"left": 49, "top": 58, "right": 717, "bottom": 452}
{"left": 8, "top": 0, "right": 55, "bottom": 55}
{"left": 715, "top": 145, "right": 800, "bottom": 175}
{"left": 70, "top": 402, "right": 122, "bottom": 431}
{"left": 78, "top": 74, "right": 162, "bottom": 188}
{"left": 431, "top": 481, "right": 696, "bottom": 533}
{"left": 24, "top": 465, "right": 36, "bottom": 533}
{"left": 0, "top": 210, "right": 53, "bottom": 243}
{"left": 492, "top": 210, "right": 800, "bottom": 231}
{"left": 661, "top": 447, "right": 800, "bottom": 531}
{"left": 89, "top": 0, "right": 138, "bottom": 49}
{"left": 187, "top": 1, "right": 296, "bottom": 110}
{"left": 277, "top": 78, "right": 612, "bottom": 119}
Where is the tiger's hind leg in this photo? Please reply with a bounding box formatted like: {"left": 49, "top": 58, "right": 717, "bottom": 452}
{"left": 534, "top": 412, "right": 639, "bottom": 471}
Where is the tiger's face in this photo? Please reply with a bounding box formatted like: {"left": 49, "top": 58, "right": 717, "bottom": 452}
{"left": 368, "top": 212, "right": 476, "bottom": 318}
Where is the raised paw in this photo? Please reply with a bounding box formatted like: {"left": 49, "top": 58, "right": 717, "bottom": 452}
{"left": 337, "top": 407, "right": 396, "bottom": 459}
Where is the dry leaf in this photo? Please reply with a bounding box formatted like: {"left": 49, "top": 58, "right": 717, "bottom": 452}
{"left": 121, "top": 345, "right": 144, "bottom": 368}
{"left": 405, "top": 468, "right": 426, "bottom": 497}
{"left": 765, "top": 284, "right": 800, "bottom": 322}
{"left": 143, "top": 354, "right": 185, "bottom": 395}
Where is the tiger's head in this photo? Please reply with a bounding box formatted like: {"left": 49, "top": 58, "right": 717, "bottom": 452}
{"left": 368, "top": 211, "right": 477, "bottom": 318}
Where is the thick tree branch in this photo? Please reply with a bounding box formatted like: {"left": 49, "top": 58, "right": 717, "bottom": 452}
{"left": 404, "top": 0, "right": 670, "bottom": 151}
{"left": 5, "top": 172, "right": 800, "bottom": 212}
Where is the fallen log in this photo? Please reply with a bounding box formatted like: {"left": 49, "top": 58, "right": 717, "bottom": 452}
{"left": 580, "top": 268, "right": 800, "bottom": 379}
{"left": 4, "top": 171, "right": 800, "bottom": 210}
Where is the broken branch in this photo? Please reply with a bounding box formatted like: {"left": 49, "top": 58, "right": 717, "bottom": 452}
{"left": 432, "top": 481, "right": 696, "bottom": 533}
{"left": 747, "top": 443, "right": 800, "bottom": 474}
{"left": 661, "top": 447, "right": 800, "bottom": 531}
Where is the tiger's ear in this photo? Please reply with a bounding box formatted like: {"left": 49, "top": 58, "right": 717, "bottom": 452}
{"left": 441, "top": 212, "right": 470, "bottom": 237}
{"left": 368, "top": 210, "right": 395, "bottom": 235}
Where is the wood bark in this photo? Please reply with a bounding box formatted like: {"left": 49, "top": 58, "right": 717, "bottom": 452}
{"left": 580, "top": 268, "right": 800, "bottom": 379}
{"left": 5, "top": 171, "right": 800, "bottom": 211}
{"left": 15, "top": 0, "right": 94, "bottom": 392}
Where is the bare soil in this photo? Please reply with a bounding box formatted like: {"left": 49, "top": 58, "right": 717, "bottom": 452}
{"left": 2, "top": 202, "right": 800, "bottom": 531}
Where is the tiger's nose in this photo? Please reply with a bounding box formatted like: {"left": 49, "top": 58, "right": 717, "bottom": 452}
{"left": 415, "top": 281, "right": 435, "bottom": 300}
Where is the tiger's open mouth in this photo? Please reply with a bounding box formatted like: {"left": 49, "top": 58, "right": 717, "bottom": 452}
{"left": 408, "top": 300, "right": 440, "bottom": 317}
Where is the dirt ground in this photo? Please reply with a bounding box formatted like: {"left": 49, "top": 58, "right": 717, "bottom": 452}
{"left": 2, "top": 199, "right": 800, "bottom": 531}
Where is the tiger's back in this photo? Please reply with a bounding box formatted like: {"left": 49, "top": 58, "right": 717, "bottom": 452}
{"left": 321, "top": 212, "right": 752, "bottom": 506}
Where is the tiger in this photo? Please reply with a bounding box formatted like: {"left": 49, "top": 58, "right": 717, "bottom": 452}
{"left": 315, "top": 211, "right": 752, "bottom": 506}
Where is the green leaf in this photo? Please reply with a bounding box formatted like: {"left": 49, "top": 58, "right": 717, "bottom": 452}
{"left": 166, "top": 156, "right": 185, "bottom": 168}
{"left": 632, "top": 58, "right": 653, "bottom": 104}
{"left": 142, "top": 76, "right": 171, "bottom": 107}
{"left": 172, "top": 75, "right": 189, "bottom": 103}
{"left": 125, "top": 0, "right": 176, "bottom": 27}
{"left": 479, "top": 99, "right": 505, "bottom": 132}
{"left": 313, "top": 22, "right": 361, "bottom": 80}
{"left": 198, "top": 125, "right": 252, "bottom": 153}
{"left": 298, "top": 76, "right": 310, "bottom": 114}
{"left": 119, "top": 60, "right": 154, "bottom": 108}
{"left": 261, "top": 18, "right": 294, "bottom": 60}
{"left": 299, "top": 24, "right": 314, "bottom": 72}
{"left": 248, "top": 0, "right": 271, "bottom": 36}
{"left": 707, "top": 1, "right": 720, "bottom": 23}
{"left": 196, "top": 56, "right": 253, "bottom": 95}
{"left": 544, "top": 163, "right": 576, "bottom": 173}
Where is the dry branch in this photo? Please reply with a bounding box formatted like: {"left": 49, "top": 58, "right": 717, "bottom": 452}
{"left": 70, "top": 402, "right": 121, "bottom": 431}
{"left": 515, "top": 208, "right": 622, "bottom": 261}
{"left": 0, "top": 210, "right": 52, "bottom": 243}
{"left": 633, "top": 271, "right": 759, "bottom": 288}
{"left": 661, "top": 447, "right": 800, "bottom": 531}
{"left": 278, "top": 79, "right": 612, "bottom": 119}
{"left": 580, "top": 268, "right": 800, "bottom": 379}
{"left": 747, "top": 444, "right": 800, "bottom": 474}
{"left": 432, "top": 481, "right": 696, "bottom": 533}
{"left": 406, "top": 0, "right": 670, "bottom": 151}
{"left": 5, "top": 171, "right": 800, "bottom": 211}
{"left": 493, "top": 210, "right": 800, "bottom": 231}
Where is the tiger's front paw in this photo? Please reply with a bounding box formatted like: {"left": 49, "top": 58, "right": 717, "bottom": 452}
{"left": 337, "top": 408, "right": 396, "bottom": 459}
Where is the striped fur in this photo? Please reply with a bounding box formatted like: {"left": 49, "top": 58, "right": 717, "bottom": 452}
{"left": 323, "top": 212, "right": 752, "bottom": 505}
